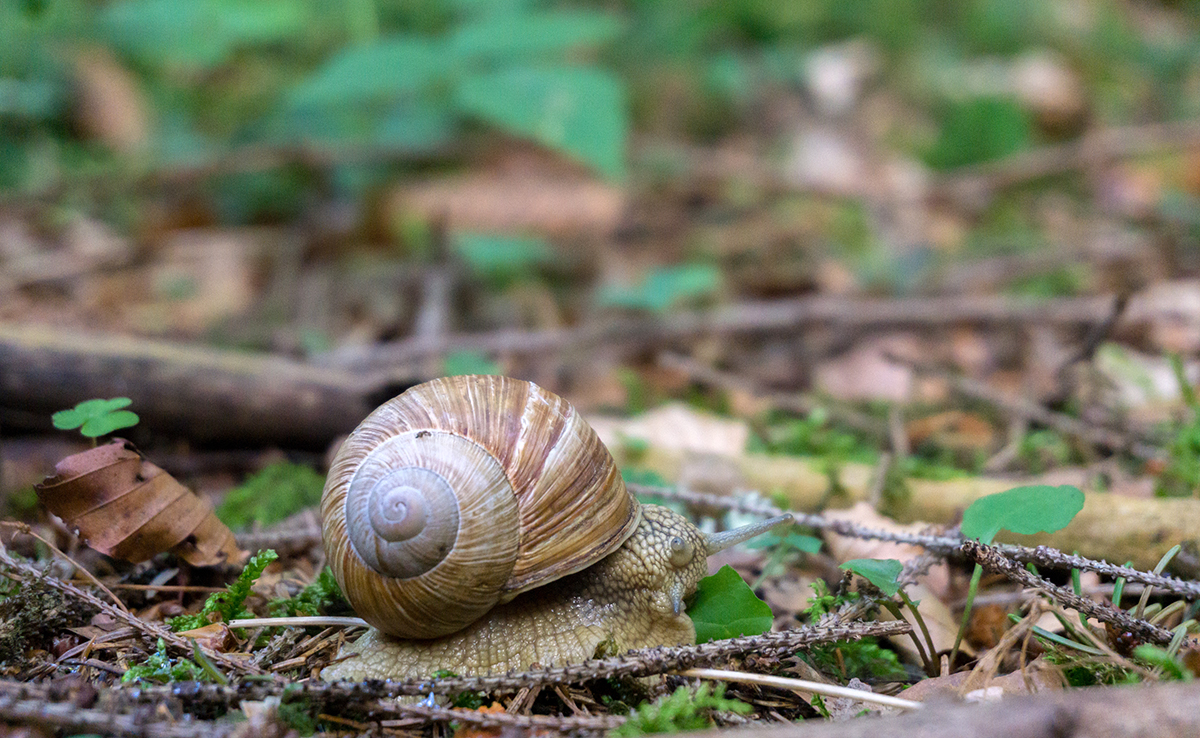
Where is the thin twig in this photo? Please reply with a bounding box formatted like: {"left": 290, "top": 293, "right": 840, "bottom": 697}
{"left": 325, "top": 294, "right": 1117, "bottom": 374}
{"left": 961, "top": 540, "right": 1178, "bottom": 646}
{"left": 112, "top": 621, "right": 912, "bottom": 709}
{"left": 678, "top": 668, "right": 922, "bottom": 711}
{"left": 887, "top": 353, "right": 1163, "bottom": 460}
{"left": 631, "top": 483, "right": 1200, "bottom": 600}
{"left": 0, "top": 547, "right": 267, "bottom": 677}
{"left": 1, "top": 522, "right": 129, "bottom": 613}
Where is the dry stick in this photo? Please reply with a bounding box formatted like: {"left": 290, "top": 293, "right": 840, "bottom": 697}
{"left": 328, "top": 294, "right": 1116, "bottom": 374}
{"left": 0, "top": 323, "right": 377, "bottom": 447}
{"left": 678, "top": 668, "right": 923, "bottom": 712}
{"left": 0, "top": 694, "right": 236, "bottom": 738}
{"left": 0, "top": 548, "right": 267, "bottom": 677}
{"left": 377, "top": 703, "right": 622, "bottom": 732}
{"left": 933, "top": 119, "right": 1200, "bottom": 203}
{"left": 1, "top": 522, "right": 129, "bottom": 613}
{"left": 632, "top": 483, "right": 1200, "bottom": 600}
{"left": 960, "top": 540, "right": 1177, "bottom": 646}
{"left": 656, "top": 351, "right": 887, "bottom": 441}
{"left": 886, "top": 352, "right": 1163, "bottom": 460}
{"left": 116, "top": 621, "right": 911, "bottom": 709}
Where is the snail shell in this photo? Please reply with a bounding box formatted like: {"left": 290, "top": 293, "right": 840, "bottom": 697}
{"left": 320, "top": 375, "right": 640, "bottom": 638}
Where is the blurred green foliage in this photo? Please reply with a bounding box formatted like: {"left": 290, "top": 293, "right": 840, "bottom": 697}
{"left": 4, "top": 0, "right": 1194, "bottom": 207}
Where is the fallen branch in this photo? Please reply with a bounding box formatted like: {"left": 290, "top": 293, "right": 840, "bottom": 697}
{"left": 0, "top": 323, "right": 381, "bottom": 447}
{"left": 322, "top": 294, "right": 1117, "bottom": 373}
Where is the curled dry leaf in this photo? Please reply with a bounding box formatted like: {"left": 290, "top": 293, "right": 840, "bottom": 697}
{"left": 35, "top": 440, "right": 243, "bottom": 567}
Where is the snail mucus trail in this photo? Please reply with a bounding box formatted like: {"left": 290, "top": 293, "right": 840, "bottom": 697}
{"left": 319, "top": 375, "right": 793, "bottom": 681}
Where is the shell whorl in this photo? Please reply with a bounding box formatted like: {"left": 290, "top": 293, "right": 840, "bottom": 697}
{"left": 321, "top": 375, "right": 640, "bottom": 639}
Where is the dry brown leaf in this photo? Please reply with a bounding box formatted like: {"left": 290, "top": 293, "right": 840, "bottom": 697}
{"left": 388, "top": 172, "right": 626, "bottom": 240}
{"left": 35, "top": 440, "right": 243, "bottom": 567}
{"left": 589, "top": 404, "right": 750, "bottom": 458}
{"left": 901, "top": 657, "right": 1063, "bottom": 702}
{"left": 452, "top": 704, "right": 508, "bottom": 738}
{"left": 906, "top": 410, "right": 997, "bottom": 453}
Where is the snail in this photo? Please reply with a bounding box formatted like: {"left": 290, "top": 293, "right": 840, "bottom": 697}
{"left": 319, "top": 375, "right": 791, "bottom": 681}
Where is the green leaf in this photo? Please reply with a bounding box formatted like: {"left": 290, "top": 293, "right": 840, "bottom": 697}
{"left": 454, "top": 65, "right": 627, "bottom": 179}
{"left": 287, "top": 37, "right": 445, "bottom": 109}
{"left": 80, "top": 410, "right": 140, "bottom": 438}
{"left": 102, "top": 0, "right": 306, "bottom": 69}
{"left": 452, "top": 233, "right": 554, "bottom": 281}
{"left": 961, "top": 484, "right": 1085, "bottom": 544}
{"left": 449, "top": 10, "right": 623, "bottom": 66}
{"left": 52, "top": 398, "right": 139, "bottom": 438}
{"left": 597, "top": 264, "right": 721, "bottom": 313}
{"left": 925, "top": 96, "right": 1031, "bottom": 170}
{"left": 687, "top": 565, "right": 773, "bottom": 643}
{"left": 840, "top": 558, "right": 903, "bottom": 597}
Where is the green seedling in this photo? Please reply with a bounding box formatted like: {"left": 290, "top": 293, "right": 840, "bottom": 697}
{"left": 52, "top": 398, "right": 139, "bottom": 441}
{"left": 799, "top": 580, "right": 906, "bottom": 681}
{"left": 688, "top": 565, "right": 773, "bottom": 643}
{"left": 746, "top": 527, "right": 822, "bottom": 588}
{"left": 169, "top": 549, "right": 278, "bottom": 632}
{"left": 840, "top": 558, "right": 939, "bottom": 675}
{"left": 953, "top": 485, "right": 1085, "bottom": 664}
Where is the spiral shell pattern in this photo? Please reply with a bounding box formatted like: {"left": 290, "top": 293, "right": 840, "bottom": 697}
{"left": 321, "top": 375, "right": 640, "bottom": 639}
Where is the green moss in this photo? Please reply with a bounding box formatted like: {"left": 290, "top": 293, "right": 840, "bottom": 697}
{"left": 269, "top": 567, "right": 347, "bottom": 618}
{"left": 122, "top": 638, "right": 209, "bottom": 684}
{"left": 169, "top": 549, "right": 278, "bottom": 631}
{"left": 613, "top": 684, "right": 750, "bottom": 736}
{"left": 216, "top": 462, "right": 324, "bottom": 529}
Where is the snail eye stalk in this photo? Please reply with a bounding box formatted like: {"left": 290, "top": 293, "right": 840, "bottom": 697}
{"left": 668, "top": 536, "right": 694, "bottom": 568}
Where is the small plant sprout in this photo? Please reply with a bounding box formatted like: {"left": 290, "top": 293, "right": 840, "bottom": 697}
{"left": 52, "top": 398, "right": 139, "bottom": 443}
{"left": 840, "top": 558, "right": 939, "bottom": 675}
{"left": 952, "top": 484, "right": 1085, "bottom": 664}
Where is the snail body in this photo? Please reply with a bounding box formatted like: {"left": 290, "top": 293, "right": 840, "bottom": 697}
{"left": 320, "top": 375, "right": 790, "bottom": 680}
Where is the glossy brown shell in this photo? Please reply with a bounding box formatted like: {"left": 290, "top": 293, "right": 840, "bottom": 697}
{"left": 321, "top": 375, "right": 641, "bottom": 638}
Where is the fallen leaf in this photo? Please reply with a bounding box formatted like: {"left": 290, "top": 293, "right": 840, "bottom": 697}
{"left": 35, "top": 440, "right": 243, "bottom": 567}
{"left": 588, "top": 404, "right": 749, "bottom": 458}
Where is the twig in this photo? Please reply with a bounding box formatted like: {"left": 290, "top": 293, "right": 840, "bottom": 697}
{"left": 678, "top": 668, "right": 922, "bottom": 711}
{"left": 113, "top": 621, "right": 912, "bottom": 709}
{"left": 630, "top": 483, "right": 1200, "bottom": 600}
{"left": 0, "top": 693, "right": 235, "bottom": 738}
{"left": 377, "top": 703, "right": 621, "bottom": 732}
{"left": 2, "top": 522, "right": 129, "bottom": 613}
{"left": 960, "top": 540, "right": 1178, "bottom": 646}
{"left": 656, "top": 351, "right": 887, "bottom": 440}
{"left": 933, "top": 119, "right": 1200, "bottom": 206}
{"left": 0, "top": 547, "right": 267, "bottom": 677}
{"left": 887, "top": 353, "right": 1163, "bottom": 460}
{"left": 326, "top": 294, "right": 1118, "bottom": 374}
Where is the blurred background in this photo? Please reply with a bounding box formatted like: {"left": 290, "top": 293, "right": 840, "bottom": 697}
{"left": 1, "top": 0, "right": 1199, "bottom": 490}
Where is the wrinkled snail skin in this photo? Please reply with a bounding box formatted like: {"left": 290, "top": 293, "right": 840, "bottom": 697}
{"left": 321, "top": 505, "right": 793, "bottom": 681}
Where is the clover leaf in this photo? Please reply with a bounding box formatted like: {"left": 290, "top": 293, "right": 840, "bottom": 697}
{"left": 52, "top": 398, "right": 140, "bottom": 438}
